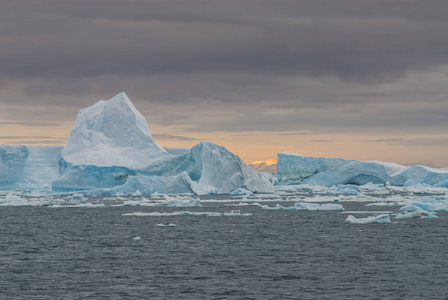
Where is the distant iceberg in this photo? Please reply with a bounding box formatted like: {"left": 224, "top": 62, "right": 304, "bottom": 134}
{"left": 277, "top": 153, "right": 448, "bottom": 187}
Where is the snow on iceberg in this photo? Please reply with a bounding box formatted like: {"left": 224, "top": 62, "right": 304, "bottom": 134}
{"left": 277, "top": 153, "right": 448, "bottom": 187}
{"left": 345, "top": 214, "right": 391, "bottom": 224}
{"left": 52, "top": 92, "right": 273, "bottom": 195}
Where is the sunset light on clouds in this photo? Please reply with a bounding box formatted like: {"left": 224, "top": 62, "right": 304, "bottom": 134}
{"left": 1, "top": 1, "right": 448, "bottom": 168}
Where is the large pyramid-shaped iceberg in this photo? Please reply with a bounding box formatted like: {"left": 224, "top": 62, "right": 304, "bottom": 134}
{"left": 53, "top": 92, "right": 274, "bottom": 194}
{"left": 62, "top": 92, "right": 169, "bottom": 168}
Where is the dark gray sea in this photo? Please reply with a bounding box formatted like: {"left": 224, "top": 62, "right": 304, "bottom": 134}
{"left": 1, "top": 200, "right": 447, "bottom": 299}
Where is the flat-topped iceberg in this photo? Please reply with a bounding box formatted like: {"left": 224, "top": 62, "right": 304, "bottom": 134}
{"left": 52, "top": 92, "right": 273, "bottom": 195}
{"left": 277, "top": 153, "right": 448, "bottom": 187}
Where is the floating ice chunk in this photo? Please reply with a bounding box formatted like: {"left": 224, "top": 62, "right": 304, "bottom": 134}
{"left": 69, "top": 193, "right": 85, "bottom": 203}
{"left": 342, "top": 211, "right": 393, "bottom": 214}
{"left": 338, "top": 185, "right": 362, "bottom": 194}
{"left": 167, "top": 223, "right": 177, "bottom": 227}
{"left": 225, "top": 202, "right": 260, "bottom": 206}
{"left": 223, "top": 210, "right": 252, "bottom": 216}
{"left": 131, "top": 190, "right": 143, "bottom": 197}
{"left": 122, "top": 211, "right": 223, "bottom": 217}
{"left": 259, "top": 204, "right": 296, "bottom": 210}
{"left": 0, "top": 192, "right": 54, "bottom": 206}
{"left": 230, "top": 188, "right": 253, "bottom": 196}
{"left": 345, "top": 214, "right": 391, "bottom": 224}
{"left": 133, "top": 236, "right": 141, "bottom": 240}
{"left": 161, "top": 195, "right": 202, "bottom": 207}
{"left": 395, "top": 210, "right": 438, "bottom": 219}
{"left": 50, "top": 203, "right": 106, "bottom": 208}
{"left": 295, "top": 203, "right": 344, "bottom": 211}
{"left": 259, "top": 203, "right": 344, "bottom": 211}
{"left": 399, "top": 197, "right": 448, "bottom": 212}
{"left": 359, "top": 182, "right": 385, "bottom": 190}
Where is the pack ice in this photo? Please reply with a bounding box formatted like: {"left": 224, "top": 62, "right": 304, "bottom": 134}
{"left": 50, "top": 92, "right": 273, "bottom": 195}
{"left": 277, "top": 153, "right": 448, "bottom": 187}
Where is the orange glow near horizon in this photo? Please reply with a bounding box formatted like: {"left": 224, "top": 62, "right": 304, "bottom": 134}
{"left": 1, "top": 119, "right": 448, "bottom": 168}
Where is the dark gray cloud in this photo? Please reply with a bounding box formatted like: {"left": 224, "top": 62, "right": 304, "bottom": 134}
{"left": 1, "top": 1, "right": 448, "bottom": 83}
{"left": 0, "top": 0, "right": 447, "bottom": 139}
{"left": 368, "top": 138, "right": 448, "bottom": 147}
{"left": 311, "top": 140, "right": 333, "bottom": 143}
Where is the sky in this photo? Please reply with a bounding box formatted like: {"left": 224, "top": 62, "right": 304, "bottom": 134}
{"left": 1, "top": 0, "right": 448, "bottom": 168}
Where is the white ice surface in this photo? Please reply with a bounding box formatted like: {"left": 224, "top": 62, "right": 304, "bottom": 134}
{"left": 345, "top": 214, "right": 391, "bottom": 224}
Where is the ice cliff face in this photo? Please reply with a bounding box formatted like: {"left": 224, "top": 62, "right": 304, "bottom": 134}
{"left": 0, "top": 145, "right": 62, "bottom": 190}
{"left": 277, "top": 153, "right": 448, "bottom": 187}
{"left": 52, "top": 92, "right": 273, "bottom": 194}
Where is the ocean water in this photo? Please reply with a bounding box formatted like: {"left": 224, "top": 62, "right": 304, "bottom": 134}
{"left": 0, "top": 200, "right": 447, "bottom": 299}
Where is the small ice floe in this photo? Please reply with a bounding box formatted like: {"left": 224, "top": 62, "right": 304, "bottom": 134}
{"left": 342, "top": 211, "right": 393, "bottom": 214}
{"left": 224, "top": 202, "right": 260, "bottom": 206}
{"left": 156, "top": 223, "right": 178, "bottom": 227}
{"left": 295, "top": 203, "right": 344, "bottom": 211}
{"left": 133, "top": 236, "right": 141, "bottom": 240}
{"left": 122, "top": 211, "right": 222, "bottom": 217}
{"left": 68, "top": 193, "right": 85, "bottom": 203}
{"left": 223, "top": 210, "right": 252, "bottom": 216}
{"left": 398, "top": 197, "right": 448, "bottom": 212}
{"left": 345, "top": 214, "right": 391, "bottom": 224}
{"left": 50, "top": 203, "right": 106, "bottom": 208}
{"left": 395, "top": 210, "right": 438, "bottom": 219}
{"left": 337, "top": 185, "right": 362, "bottom": 194}
{"left": 131, "top": 190, "right": 143, "bottom": 197}
{"left": 230, "top": 188, "right": 253, "bottom": 196}
{"left": 259, "top": 203, "right": 344, "bottom": 211}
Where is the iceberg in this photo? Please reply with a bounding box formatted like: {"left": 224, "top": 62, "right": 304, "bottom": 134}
{"left": 0, "top": 145, "right": 62, "bottom": 190}
{"left": 138, "top": 141, "right": 273, "bottom": 194}
{"left": 277, "top": 153, "right": 448, "bottom": 187}
{"left": 52, "top": 92, "right": 273, "bottom": 195}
